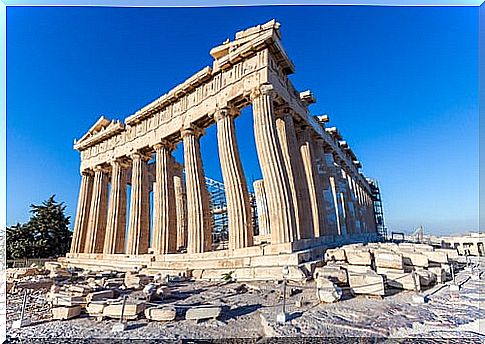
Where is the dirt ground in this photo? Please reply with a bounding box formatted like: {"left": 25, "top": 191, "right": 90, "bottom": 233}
{"left": 6, "top": 257, "right": 484, "bottom": 342}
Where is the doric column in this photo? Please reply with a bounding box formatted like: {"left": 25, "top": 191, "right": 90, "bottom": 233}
{"left": 152, "top": 141, "right": 177, "bottom": 255}
{"left": 126, "top": 152, "right": 150, "bottom": 255}
{"left": 85, "top": 165, "right": 109, "bottom": 253}
{"left": 253, "top": 179, "right": 270, "bottom": 236}
{"left": 324, "top": 152, "right": 346, "bottom": 235}
{"left": 173, "top": 170, "right": 188, "bottom": 250}
{"left": 298, "top": 127, "right": 327, "bottom": 238}
{"left": 339, "top": 168, "right": 356, "bottom": 235}
{"left": 70, "top": 169, "right": 93, "bottom": 254}
{"left": 313, "top": 142, "right": 338, "bottom": 236}
{"left": 275, "top": 109, "right": 313, "bottom": 240}
{"left": 214, "top": 107, "right": 253, "bottom": 250}
{"left": 349, "top": 175, "right": 362, "bottom": 233}
{"left": 250, "top": 84, "right": 297, "bottom": 244}
{"left": 182, "top": 126, "right": 212, "bottom": 253}
{"left": 103, "top": 159, "right": 127, "bottom": 254}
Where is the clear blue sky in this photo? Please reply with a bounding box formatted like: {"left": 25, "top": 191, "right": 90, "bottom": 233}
{"left": 7, "top": 5, "right": 478, "bottom": 235}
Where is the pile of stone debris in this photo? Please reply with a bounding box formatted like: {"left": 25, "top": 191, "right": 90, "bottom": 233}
{"left": 313, "top": 242, "right": 459, "bottom": 303}
{"left": 7, "top": 262, "right": 222, "bottom": 326}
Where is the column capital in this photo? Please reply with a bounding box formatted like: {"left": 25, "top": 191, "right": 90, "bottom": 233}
{"left": 93, "top": 165, "right": 110, "bottom": 173}
{"left": 109, "top": 157, "right": 130, "bottom": 169}
{"left": 129, "top": 150, "right": 151, "bottom": 162}
{"left": 153, "top": 139, "right": 175, "bottom": 152}
{"left": 250, "top": 84, "right": 275, "bottom": 101}
{"left": 81, "top": 168, "right": 94, "bottom": 177}
{"left": 212, "top": 106, "right": 239, "bottom": 122}
{"left": 181, "top": 124, "right": 204, "bottom": 139}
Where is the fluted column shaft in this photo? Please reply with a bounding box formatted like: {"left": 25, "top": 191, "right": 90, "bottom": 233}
{"left": 152, "top": 142, "right": 177, "bottom": 254}
{"left": 104, "top": 160, "right": 127, "bottom": 254}
{"left": 275, "top": 111, "right": 313, "bottom": 240}
{"left": 339, "top": 168, "right": 356, "bottom": 235}
{"left": 126, "top": 153, "right": 150, "bottom": 255}
{"left": 173, "top": 171, "right": 188, "bottom": 249}
{"left": 324, "top": 153, "right": 345, "bottom": 235}
{"left": 183, "top": 127, "right": 212, "bottom": 253}
{"left": 253, "top": 179, "right": 270, "bottom": 236}
{"left": 251, "top": 85, "right": 297, "bottom": 244}
{"left": 298, "top": 127, "right": 327, "bottom": 238}
{"left": 70, "top": 170, "right": 93, "bottom": 254}
{"left": 215, "top": 108, "right": 253, "bottom": 250}
{"left": 85, "top": 166, "right": 109, "bottom": 253}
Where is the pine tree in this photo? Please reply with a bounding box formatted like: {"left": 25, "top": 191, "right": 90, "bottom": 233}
{"left": 27, "top": 195, "right": 72, "bottom": 258}
{"left": 6, "top": 223, "right": 34, "bottom": 259}
{"left": 7, "top": 195, "right": 72, "bottom": 259}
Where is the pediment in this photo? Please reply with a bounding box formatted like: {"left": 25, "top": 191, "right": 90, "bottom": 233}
{"left": 74, "top": 115, "right": 124, "bottom": 150}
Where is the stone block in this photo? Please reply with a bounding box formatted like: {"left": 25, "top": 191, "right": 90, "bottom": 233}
{"left": 324, "top": 248, "right": 347, "bottom": 262}
{"left": 86, "top": 301, "right": 107, "bottom": 316}
{"left": 103, "top": 302, "right": 146, "bottom": 320}
{"left": 124, "top": 273, "right": 150, "bottom": 289}
{"left": 344, "top": 249, "right": 372, "bottom": 266}
{"left": 348, "top": 271, "right": 385, "bottom": 296}
{"left": 52, "top": 306, "right": 81, "bottom": 320}
{"left": 144, "top": 306, "right": 176, "bottom": 321}
{"left": 48, "top": 293, "right": 86, "bottom": 307}
{"left": 428, "top": 267, "right": 446, "bottom": 284}
{"left": 313, "top": 266, "right": 348, "bottom": 285}
{"left": 86, "top": 290, "right": 115, "bottom": 303}
{"left": 422, "top": 251, "right": 448, "bottom": 264}
{"left": 185, "top": 305, "right": 221, "bottom": 321}
{"left": 376, "top": 267, "right": 420, "bottom": 291}
{"left": 401, "top": 252, "right": 428, "bottom": 268}
{"left": 415, "top": 269, "right": 437, "bottom": 287}
{"left": 339, "top": 263, "right": 373, "bottom": 274}
{"left": 374, "top": 250, "right": 403, "bottom": 270}
{"left": 67, "top": 285, "right": 91, "bottom": 296}
{"left": 435, "top": 249, "right": 459, "bottom": 260}
{"left": 316, "top": 277, "right": 342, "bottom": 303}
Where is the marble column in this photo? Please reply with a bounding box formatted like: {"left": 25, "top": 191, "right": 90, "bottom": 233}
{"left": 251, "top": 85, "right": 297, "bottom": 244}
{"left": 85, "top": 166, "right": 109, "bottom": 253}
{"left": 253, "top": 179, "right": 270, "bottom": 236}
{"left": 152, "top": 142, "right": 177, "bottom": 254}
{"left": 325, "top": 153, "right": 347, "bottom": 236}
{"left": 173, "top": 172, "right": 188, "bottom": 250}
{"left": 348, "top": 175, "right": 362, "bottom": 233}
{"left": 312, "top": 143, "right": 338, "bottom": 236}
{"left": 298, "top": 127, "right": 326, "bottom": 238}
{"left": 339, "top": 168, "right": 356, "bottom": 235}
{"left": 182, "top": 126, "right": 212, "bottom": 253}
{"left": 70, "top": 169, "right": 93, "bottom": 254}
{"left": 275, "top": 110, "right": 313, "bottom": 240}
{"left": 214, "top": 107, "right": 253, "bottom": 250}
{"left": 103, "top": 159, "right": 127, "bottom": 254}
{"left": 126, "top": 152, "right": 150, "bottom": 255}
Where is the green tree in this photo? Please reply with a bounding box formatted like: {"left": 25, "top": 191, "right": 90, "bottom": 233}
{"left": 6, "top": 195, "right": 72, "bottom": 259}
{"left": 6, "top": 223, "right": 34, "bottom": 259}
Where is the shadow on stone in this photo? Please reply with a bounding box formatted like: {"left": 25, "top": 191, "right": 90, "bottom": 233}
{"left": 220, "top": 304, "right": 261, "bottom": 321}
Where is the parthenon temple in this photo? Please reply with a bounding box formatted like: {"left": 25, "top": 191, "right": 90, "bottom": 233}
{"left": 62, "top": 20, "right": 384, "bottom": 280}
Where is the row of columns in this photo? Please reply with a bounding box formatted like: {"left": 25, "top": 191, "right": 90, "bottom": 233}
{"left": 250, "top": 85, "right": 377, "bottom": 241}
{"left": 71, "top": 83, "right": 377, "bottom": 256}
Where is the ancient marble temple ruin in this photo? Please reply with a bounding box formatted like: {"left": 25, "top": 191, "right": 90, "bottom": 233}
{"left": 63, "top": 20, "right": 381, "bottom": 280}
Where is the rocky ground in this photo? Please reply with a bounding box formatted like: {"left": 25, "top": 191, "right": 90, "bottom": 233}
{"left": 6, "top": 257, "right": 484, "bottom": 342}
